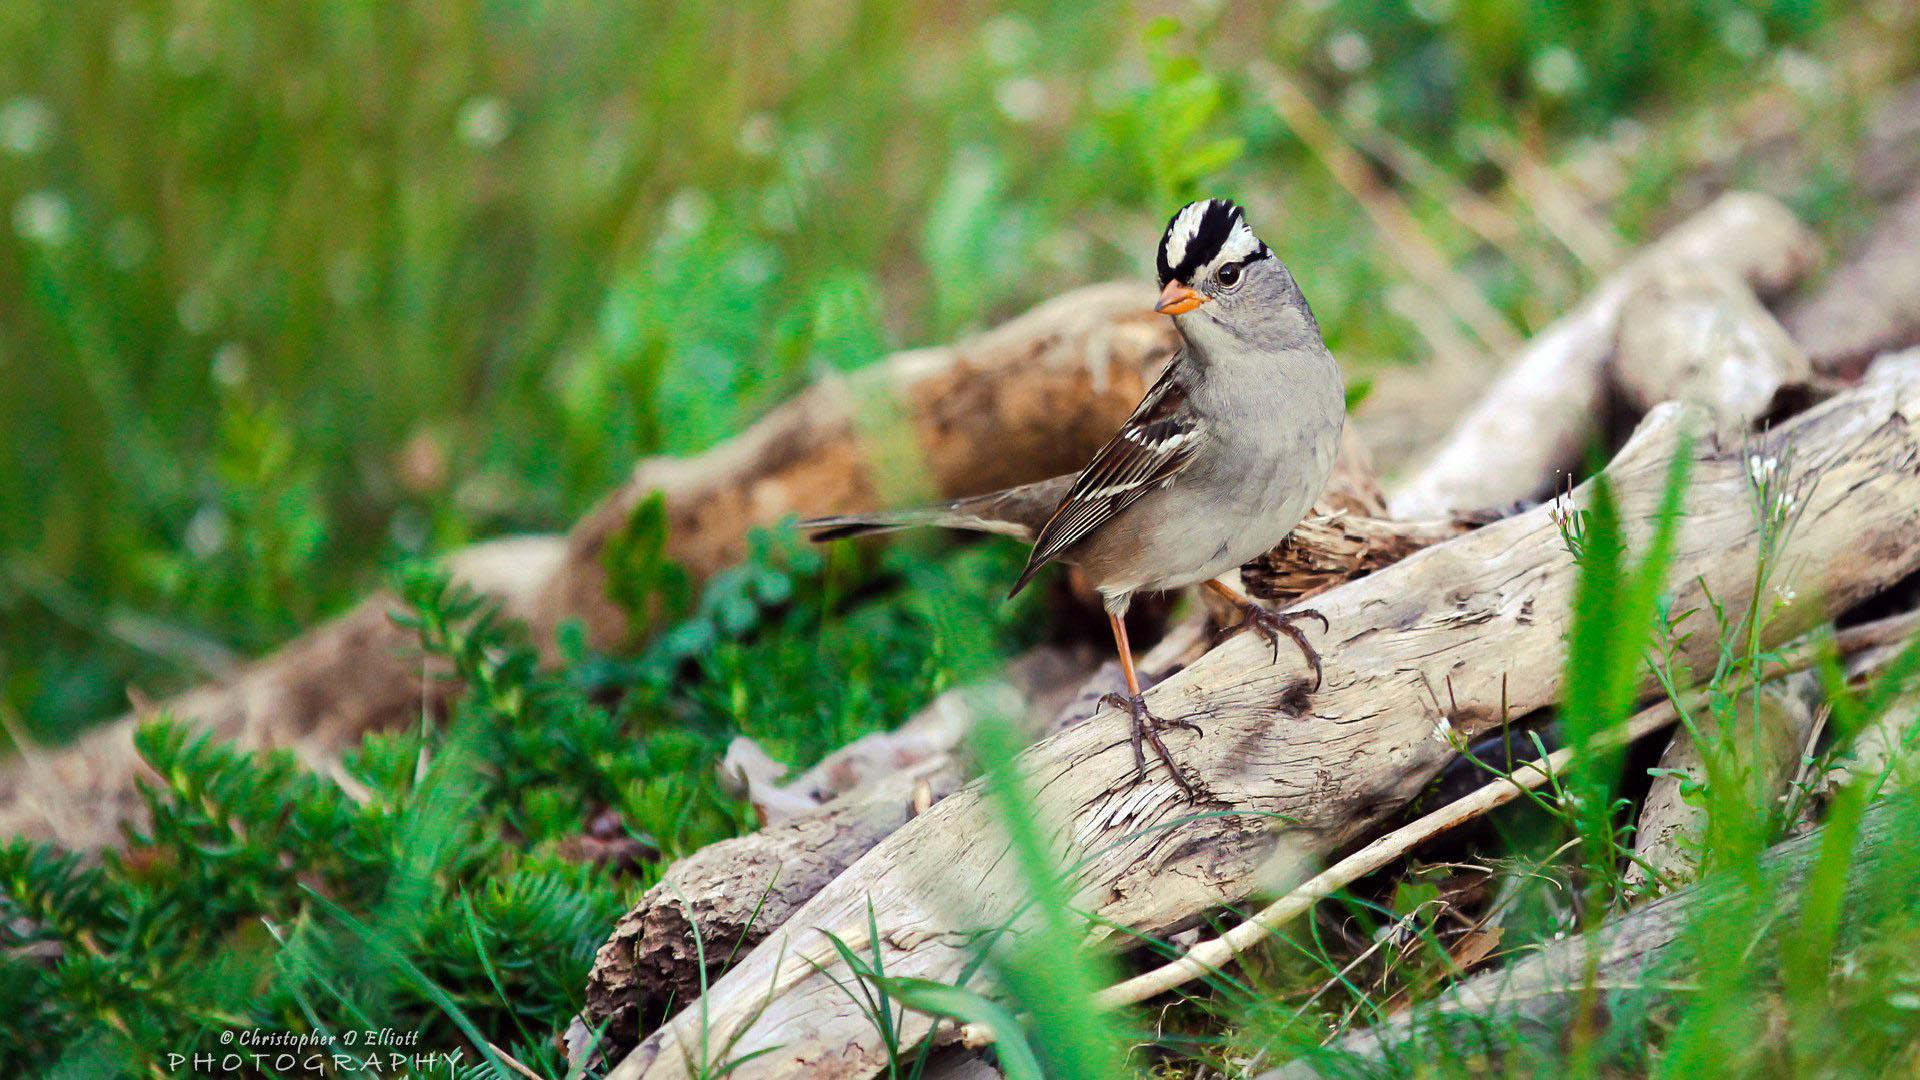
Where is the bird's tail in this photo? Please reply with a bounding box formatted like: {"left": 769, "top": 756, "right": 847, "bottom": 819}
{"left": 798, "top": 476, "right": 1073, "bottom": 545}
{"left": 798, "top": 500, "right": 1030, "bottom": 543}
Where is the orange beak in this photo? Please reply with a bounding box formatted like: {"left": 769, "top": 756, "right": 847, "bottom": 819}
{"left": 1155, "top": 280, "right": 1208, "bottom": 316}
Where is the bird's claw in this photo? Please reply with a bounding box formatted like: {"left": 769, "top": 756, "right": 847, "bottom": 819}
{"left": 1215, "top": 603, "right": 1326, "bottom": 691}
{"left": 1100, "top": 692, "right": 1202, "bottom": 796}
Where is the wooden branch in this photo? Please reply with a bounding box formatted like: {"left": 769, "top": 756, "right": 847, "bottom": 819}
{"left": 0, "top": 535, "right": 566, "bottom": 851}
{"left": 1615, "top": 265, "right": 1824, "bottom": 891}
{"left": 1613, "top": 263, "right": 1814, "bottom": 429}
{"left": 0, "top": 283, "right": 1177, "bottom": 848}
{"left": 1624, "top": 672, "right": 1824, "bottom": 893}
{"left": 1822, "top": 625, "right": 1920, "bottom": 797}
{"left": 1239, "top": 513, "right": 1475, "bottom": 604}
{"left": 578, "top": 431, "right": 1393, "bottom": 1066}
{"left": 1087, "top": 611, "right": 1915, "bottom": 1015}
{"left": 1784, "top": 185, "right": 1920, "bottom": 379}
{"left": 723, "top": 647, "right": 1100, "bottom": 820}
{"left": 1258, "top": 799, "right": 1910, "bottom": 1080}
{"left": 609, "top": 356, "right": 1920, "bottom": 1080}
{"left": 1088, "top": 693, "right": 1684, "bottom": 1012}
{"left": 525, "top": 283, "right": 1178, "bottom": 651}
{"left": 575, "top": 646, "right": 1098, "bottom": 1063}
{"left": 1388, "top": 192, "right": 1817, "bottom": 519}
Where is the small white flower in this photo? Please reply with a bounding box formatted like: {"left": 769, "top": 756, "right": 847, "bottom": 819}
{"left": 457, "top": 96, "right": 511, "bottom": 148}
{"left": 994, "top": 77, "right": 1046, "bottom": 124}
{"left": 1327, "top": 32, "right": 1373, "bottom": 73}
{"left": 211, "top": 342, "right": 249, "bottom": 387}
{"left": 736, "top": 112, "right": 779, "bottom": 158}
{"left": 0, "top": 97, "right": 53, "bottom": 156}
{"left": 12, "top": 190, "right": 71, "bottom": 245}
{"left": 1718, "top": 11, "right": 1765, "bottom": 59}
{"left": 1530, "top": 47, "right": 1585, "bottom": 97}
{"left": 979, "top": 14, "right": 1037, "bottom": 69}
{"left": 1776, "top": 49, "right": 1831, "bottom": 98}
{"left": 1430, "top": 715, "right": 1455, "bottom": 745}
{"left": 185, "top": 505, "right": 230, "bottom": 557}
{"left": 663, "top": 188, "right": 713, "bottom": 236}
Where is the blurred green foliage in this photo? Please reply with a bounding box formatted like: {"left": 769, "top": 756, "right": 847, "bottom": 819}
{"left": 0, "top": 0, "right": 1881, "bottom": 742}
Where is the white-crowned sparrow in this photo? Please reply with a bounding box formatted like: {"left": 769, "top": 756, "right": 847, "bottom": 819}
{"left": 803, "top": 199, "right": 1345, "bottom": 792}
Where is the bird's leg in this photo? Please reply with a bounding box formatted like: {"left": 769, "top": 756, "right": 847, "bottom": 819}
{"left": 1204, "top": 579, "right": 1328, "bottom": 691}
{"left": 1099, "top": 611, "right": 1201, "bottom": 795}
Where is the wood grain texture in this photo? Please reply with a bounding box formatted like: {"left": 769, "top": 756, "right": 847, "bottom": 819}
{"left": 1389, "top": 192, "right": 1817, "bottom": 519}
{"left": 612, "top": 354, "right": 1920, "bottom": 1080}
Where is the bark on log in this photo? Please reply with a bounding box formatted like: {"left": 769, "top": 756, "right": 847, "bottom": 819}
{"left": 525, "top": 283, "right": 1177, "bottom": 651}
{"left": 1388, "top": 192, "right": 1816, "bottom": 520}
{"left": 0, "top": 284, "right": 1177, "bottom": 848}
{"left": 1259, "top": 799, "right": 1912, "bottom": 1080}
{"left": 1823, "top": 639, "right": 1920, "bottom": 797}
{"left": 1239, "top": 514, "right": 1475, "bottom": 603}
{"left": 579, "top": 645, "right": 1098, "bottom": 1061}
{"left": 722, "top": 646, "right": 1100, "bottom": 821}
{"left": 0, "top": 536, "right": 566, "bottom": 850}
{"left": 609, "top": 356, "right": 1920, "bottom": 1080}
{"left": 1784, "top": 185, "right": 1920, "bottom": 379}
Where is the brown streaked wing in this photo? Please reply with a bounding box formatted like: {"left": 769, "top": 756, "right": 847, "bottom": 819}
{"left": 1008, "top": 362, "right": 1204, "bottom": 596}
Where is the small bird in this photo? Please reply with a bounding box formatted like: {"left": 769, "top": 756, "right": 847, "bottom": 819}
{"left": 802, "top": 199, "right": 1345, "bottom": 792}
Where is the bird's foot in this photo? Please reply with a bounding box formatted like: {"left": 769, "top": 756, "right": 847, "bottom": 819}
{"left": 1215, "top": 602, "right": 1328, "bottom": 691}
{"left": 1100, "top": 692, "right": 1203, "bottom": 796}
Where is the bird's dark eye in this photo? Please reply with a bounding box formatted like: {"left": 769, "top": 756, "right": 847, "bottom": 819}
{"left": 1217, "top": 262, "right": 1242, "bottom": 288}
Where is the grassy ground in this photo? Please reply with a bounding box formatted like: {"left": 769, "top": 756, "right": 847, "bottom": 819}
{"left": 2, "top": 1, "right": 1919, "bottom": 1077}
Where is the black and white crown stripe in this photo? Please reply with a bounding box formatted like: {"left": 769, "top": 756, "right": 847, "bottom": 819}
{"left": 1155, "top": 198, "right": 1270, "bottom": 287}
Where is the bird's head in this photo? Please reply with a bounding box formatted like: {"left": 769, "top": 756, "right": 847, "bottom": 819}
{"left": 1153, "top": 198, "right": 1310, "bottom": 333}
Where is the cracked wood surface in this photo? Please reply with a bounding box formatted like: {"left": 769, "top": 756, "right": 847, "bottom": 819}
{"left": 610, "top": 354, "right": 1920, "bottom": 1080}
{"left": 577, "top": 431, "right": 1396, "bottom": 1066}
{"left": 1388, "top": 192, "right": 1817, "bottom": 519}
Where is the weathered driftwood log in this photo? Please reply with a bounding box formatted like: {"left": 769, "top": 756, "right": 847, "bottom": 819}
{"left": 722, "top": 647, "right": 1100, "bottom": 822}
{"left": 1624, "top": 672, "right": 1824, "bottom": 893}
{"left": 1820, "top": 636, "right": 1920, "bottom": 798}
{"left": 578, "top": 430, "right": 1404, "bottom": 1064}
{"left": 0, "top": 535, "right": 566, "bottom": 850}
{"left": 1260, "top": 799, "right": 1912, "bottom": 1080}
{"left": 1240, "top": 514, "right": 1475, "bottom": 603}
{"left": 1784, "top": 185, "right": 1920, "bottom": 379}
{"left": 609, "top": 356, "right": 1920, "bottom": 1080}
{"left": 579, "top": 645, "right": 1098, "bottom": 1061}
{"left": 1614, "top": 272, "right": 1822, "bottom": 891}
{"left": 1388, "top": 191, "right": 1816, "bottom": 520}
{"left": 1612, "top": 263, "right": 1814, "bottom": 428}
{"left": 525, "top": 284, "right": 1178, "bottom": 651}
{"left": 0, "top": 284, "right": 1178, "bottom": 848}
